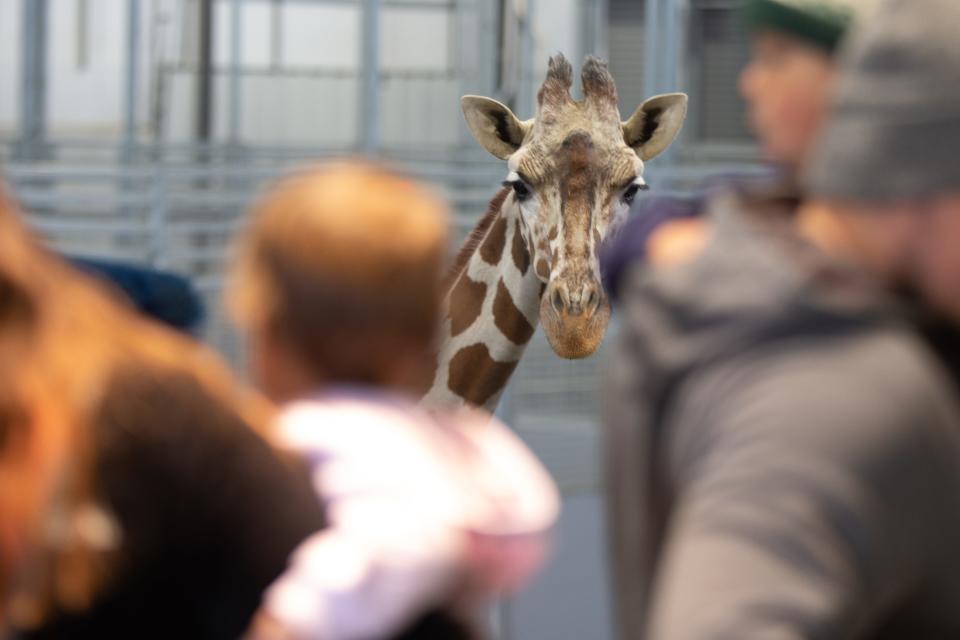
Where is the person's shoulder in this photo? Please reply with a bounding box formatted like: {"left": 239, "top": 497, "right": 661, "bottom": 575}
{"left": 684, "top": 325, "right": 959, "bottom": 454}
{"left": 668, "top": 325, "right": 960, "bottom": 545}
{"left": 787, "top": 327, "right": 951, "bottom": 421}
{"left": 93, "top": 360, "right": 269, "bottom": 470}
{"left": 96, "top": 362, "right": 221, "bottom": 435}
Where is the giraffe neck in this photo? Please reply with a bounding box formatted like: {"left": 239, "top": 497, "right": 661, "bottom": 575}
{"left": 422, "top": 188, "right": 542, "bottom": 411}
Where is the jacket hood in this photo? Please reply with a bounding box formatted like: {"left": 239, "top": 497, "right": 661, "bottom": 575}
{"left": 611, "top": 191, "right": 899, "bottom": 388}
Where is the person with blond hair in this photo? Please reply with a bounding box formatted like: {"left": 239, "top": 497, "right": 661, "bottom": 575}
{"left": 0, "top": 186, "right": 324, "bottom": 639}
{"left": 231, "top": 162, "right": 559, "bottom": 640}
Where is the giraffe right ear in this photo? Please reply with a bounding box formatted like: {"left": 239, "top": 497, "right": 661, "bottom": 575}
{"left": 622, "top": 93, "right": 688, "bottom": 161}
{"left": 461, "top": 96, "right": 532, "bottom": 160}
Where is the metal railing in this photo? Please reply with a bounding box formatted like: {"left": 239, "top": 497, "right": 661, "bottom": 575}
{"left": 4, "top": 140, "right": 767, "bottom": 495}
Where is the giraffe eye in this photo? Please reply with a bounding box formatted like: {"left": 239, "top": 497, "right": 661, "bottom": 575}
{"left": 622, "top": 182, "right": 649, "bottom": 205}
{"left": 511, "top": 181, "right": 530, "bottom": 201}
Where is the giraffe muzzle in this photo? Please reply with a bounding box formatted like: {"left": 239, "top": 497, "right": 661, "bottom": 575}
{"left": 540, "top": 280, "right": 611, "bottom": 359}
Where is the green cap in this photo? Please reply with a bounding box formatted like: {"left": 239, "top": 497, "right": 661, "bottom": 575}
{"left": 741, "top": 0, "right": 861, "bottom": 52}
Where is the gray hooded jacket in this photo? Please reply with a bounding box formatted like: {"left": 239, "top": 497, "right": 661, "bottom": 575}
{"left": 604, "top": 192, "right": 960, "bottom": 639}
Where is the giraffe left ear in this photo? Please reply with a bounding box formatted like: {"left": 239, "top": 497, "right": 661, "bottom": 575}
{"left": 622, "top": 93, "right": 688, "bottom": 161}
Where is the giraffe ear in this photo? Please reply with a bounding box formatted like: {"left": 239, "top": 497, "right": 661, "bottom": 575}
{"left": 622, "top": 93, "right": 688, "bottom": 161}
{"left": 461, "top": 96, "right": 532, "bottom": 160}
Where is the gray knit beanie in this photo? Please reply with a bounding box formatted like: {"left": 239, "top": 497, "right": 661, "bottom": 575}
{"left": 805, "top": 0, "right": 960, "bottom": 201}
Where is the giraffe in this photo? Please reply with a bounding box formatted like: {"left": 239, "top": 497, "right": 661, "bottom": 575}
{"left": 423, "top": 54, "right": 687, "bottom": 411}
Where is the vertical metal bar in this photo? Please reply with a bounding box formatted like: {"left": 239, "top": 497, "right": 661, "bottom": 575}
{"left": 661, "top": 0, "right": 683, "bottom": 165}
{"left": 196, "top": 0, "right": 214, "bottom": 145}
{"left": 148, "top": 165, "right": 168, "bottom": 268}
{"left": 124, "top": 0, "right": 142, "bottom": 157}
{"left": 580, "top": 0, "right": 595, "bottom": 59}
{"left": 478, "top": 0, "right": 496, "bottom": 97}
{"left": 271, "top": 0, "right": 283, "bottom": 71}
{"left": 579, "top": 0, "right": 610, "bottom": 61}
{"left": 454, "top": 0, "right": 474, "bottom": 147}
{"left": 664, "top": 0, "right": 679, "bottom": 91}
{"left": 643, "top": 0, "right": 661, "bottom": 99}
{"left": 77, "top": 0, "right": 90, "bottom": 70}
{"left": 495, "top": 0, "right": 507, "bottom": 95}
{"left": 18, "top": 0, "right": 48, "bottom": 160}
{"left": 518, "top": 0, "right": 535, "bottom": 116}
{"left": 359, "top": 0, "right": 382, "bottom": 154}
{"left": 686, "top": 3, "right": 704, "bottom": 142}
{"left": 593, "top": 0, "right": 610, "bottom": 61}
{"left": 146, "top": 0, "right": 165, "bottom": 148}
{"left": 228, "top": 0, "right": 243, "bottom": 144}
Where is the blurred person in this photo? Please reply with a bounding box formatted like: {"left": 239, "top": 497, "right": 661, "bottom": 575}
{"left": 230, "top": 163, "right": 559, "bottom": 640}
{"left": 70, "top": 257, "right": 205, "bottom": 333}
{"left": 739, "top": 0, "right": 877, "bottom": 172}
{"left": 2, "top": 180, "right": 204, "bottom": 332}
{"left": 602, "top": 0, "right": 876, "bottom": 300}
{"left": 603, "top": 0, "right": 960, "bottom": 637}
{"left": 0, "top": 187, "right": 325, "bottom": 639}
{"left": 0, "top": 186, "right": 101, "bottom": 631}
{"left": 800, "top": 0, "right": 960, "bottom": 382}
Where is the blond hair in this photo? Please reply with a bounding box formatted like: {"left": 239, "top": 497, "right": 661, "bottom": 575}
{"left": 230, "top": 162, "right": 449, "bottom": 389}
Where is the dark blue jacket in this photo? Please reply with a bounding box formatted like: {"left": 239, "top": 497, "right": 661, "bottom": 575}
{"left": 70, "top": 257, "right": 204, "bottom": 333}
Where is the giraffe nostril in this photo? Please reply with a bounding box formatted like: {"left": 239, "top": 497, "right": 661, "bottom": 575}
{"left": 552, "top": 289, "right": 565, "bottom": 314}
{"left": 586, "top": 289, "right": 599, "bottom": 311}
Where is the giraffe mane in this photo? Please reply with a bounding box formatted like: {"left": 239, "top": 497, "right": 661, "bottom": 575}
{"left": 442, "top": 187, "right": 510, "bottom": 292}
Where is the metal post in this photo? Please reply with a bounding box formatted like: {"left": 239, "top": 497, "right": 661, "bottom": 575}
{"left": 478, "top": 0, "right": 497, "bottom": 98}
{"left": 517, "top": 0, "right": 535, "bottom": 117}
{"left": 147, "top": 1, "right": 170, "bottom": 151}
{"left": 271, "top": 0, "right": 283, "bottom": 71}
{"left": 148, "top": 165, "right": 169, "bottom": 268}
{"left": 17, "top": 0, "right": 49, "bottom": 161}
{"left": 454, "top": 0, "right": 477, "bottom": 147}
{"left": 661, "top": 0, "right": 683, "bottom": 164}
{"left": 593, "top": 0, "right": 610, "bottom": 61}
{"left": 77, "top": 0, "right": 90, "bottom": 70}
{"left": 664, "top": 0, "right": 679, "bottom": 92}
{"left": 228, "top": 0, "right": 244, "bottom": 145}
{"left": 643, "top": 0, "right": 662, "bottom": 99}
{"left": 580, "top": 0, "right": 608, "bottom": 60}
{"left": 196, "top": 0, "right": 214, "bottom": 146}
{"left": 359, "top": 0, "right": 382, "bottom": 154}
{"left": 123, "top": 0, "right": 142, "bottom": 160}
{"left": 579, "top": 0, "right": 592, "bottom": 63}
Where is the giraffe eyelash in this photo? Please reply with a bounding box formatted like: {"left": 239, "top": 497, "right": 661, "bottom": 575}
{"left": 622, "top": 181, "right": 649, "bottom": 205}
{"left": 504, "top": 180, "right": 531, "bottom": 201}
{"left": 503, "top": 173, "right": 533, "bottom": 202}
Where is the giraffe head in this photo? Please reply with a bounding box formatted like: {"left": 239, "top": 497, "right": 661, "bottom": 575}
{"left": 461, "top": 55, "right": 687, "bottom": 359}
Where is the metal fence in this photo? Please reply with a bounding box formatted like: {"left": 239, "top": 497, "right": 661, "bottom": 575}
{"left": 4, "top": 146, "right": 769, "bottom": 494}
